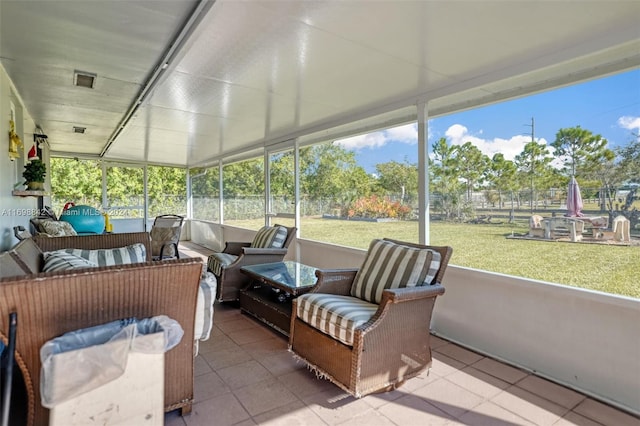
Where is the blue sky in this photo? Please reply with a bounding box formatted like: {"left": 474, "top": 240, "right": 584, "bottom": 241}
{"left": 336, "top": 69, "right": 640, "bottom": 173}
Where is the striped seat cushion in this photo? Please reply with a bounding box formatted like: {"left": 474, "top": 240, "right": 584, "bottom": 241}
{"left": 350, "top": 239, "right": 441, "bottom": 304}
{"left": 207, "top": 253, "right": 238, "bottom": 276}
{"left": 251, "top": 225, "right": 288, "bottom": 248}
{"left": 296, "top": 293, "right": 378, "bottom": 346}
{"left": 62, "top": 243, "right": 147, "bottom": 267}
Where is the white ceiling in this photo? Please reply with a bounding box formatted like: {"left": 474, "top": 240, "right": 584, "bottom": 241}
{"left": 2, "top": 0, "right": 639, "bottom": 167}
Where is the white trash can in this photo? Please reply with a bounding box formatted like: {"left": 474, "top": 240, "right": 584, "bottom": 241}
{"left": 41, "top": 316, "right": 183, "bottom": 426}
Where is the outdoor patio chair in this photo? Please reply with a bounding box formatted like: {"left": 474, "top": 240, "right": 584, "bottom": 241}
{"left": 289, "top": 238, "right": 452, "bottom": 398}
{"left": 150, "top": 214, "right": 184, "bottom": 260}
{"left": 207, "top": 225, "right": 296, "bottom": 302}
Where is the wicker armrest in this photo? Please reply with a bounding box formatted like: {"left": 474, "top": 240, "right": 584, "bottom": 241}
{"left": 357, "top": 284, "right": 445, "bottom": 341}
{"left": 223, "top": 241, "right": 251, "bottom": 255}
{"left": 380, "top": 284, "right": 445, "bottom": 304}
{"left": 310, "top": 269, "right": 358, "bottom": 295}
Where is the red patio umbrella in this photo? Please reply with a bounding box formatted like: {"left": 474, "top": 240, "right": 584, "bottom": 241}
{"left": 565, "top": 176, "right": 584, "bottom": 217}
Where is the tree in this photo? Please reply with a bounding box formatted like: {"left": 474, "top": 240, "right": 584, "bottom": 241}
{"left": 515, "top": 141, "right": 552, "bottom": 211}
{"left": 191, "top": 166, "right": 220, "bottom": 198}
{"left": 269, "top": 151, "right": 295, "bottom": 200}
{"left": 487, "top": 153, "right": 517, "bottom": 212}
{"left": 616, "top": 132, "right": 640, "bottom": 183}
{"left": 596, "top": 132, "right": 640, "bottom": 213}
{"left": 552, "top": 126, "right": 619, "bottom": 211}
{"left": 430, "top": 137, "right": 466, "bottom": 220}
{"left": 190, "top": 166, "right": 220, "bottom": 221}
{"left": 147, "top": 165, "right": 187, "bottom": 216}
{"left": 375, "top": 159, "right": 418, "bottom": 204}
{"left": 551, "top": 126, "right": 609, "bottom": 177}
{"left": 50, "top": 158, "right": 102, "bottom": 211}
{"left": 300, "top": 143, "right": 372, "bottom": 208}
{"left": 222, "top": 159, "right": 264, "bottom": 198}
{"left": 455, "top": 142, "right": 489, "bottom": 202}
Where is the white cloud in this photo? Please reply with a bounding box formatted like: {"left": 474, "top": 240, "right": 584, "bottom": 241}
{"left": 335, "top": 122, "right": 557, "bottom": 165}
{"left": 335, "top": 123, "right": 417, "bottom": 150}
{"left": 386, "top": 123, "right": 417, "bottom": 142}
{"left": 335, "top": 133, "right": 386, "bottom": 150}
{"left": 443, "top": 124, "right": 548, "bottom": 162}
{"left": 618, "top": 115, "right": 640, "bottom": 131}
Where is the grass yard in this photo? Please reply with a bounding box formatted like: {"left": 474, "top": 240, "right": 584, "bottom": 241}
{"left": 226, "top": 217, "right": 640, "bottom": 299}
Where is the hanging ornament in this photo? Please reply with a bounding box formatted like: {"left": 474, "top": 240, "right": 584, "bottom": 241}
{"left": 28, "top": 143, "right": 39, "bottom": 161}
{"left": 8, "top": 120, "right": 23, "bottom": 161}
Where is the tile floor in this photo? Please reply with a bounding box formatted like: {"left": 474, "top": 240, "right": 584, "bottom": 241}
{"left": 164, "top": 303, "right": 639, "bottom": 426}
{"left": 171, "top": 242, "right": 639, "bottom": 425}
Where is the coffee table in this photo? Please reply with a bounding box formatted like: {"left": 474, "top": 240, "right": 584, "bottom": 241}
{"left": 239, "top": 261, "right": 317, "bottom": 336}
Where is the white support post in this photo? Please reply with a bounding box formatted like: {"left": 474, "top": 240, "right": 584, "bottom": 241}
{"left": 186, "top": 168, "right": 192, "bottom": 220}
{"left": 143, "top": 165, "right": 149, "bottom": 231}
{"left": 264, "top": 150, "right": 271, "bottom": 227}
{"left": 101, "top": 161, "right": 107, "bottom": 213}
{"left": 294, "top": 139, "right": 301, "bottom": 261}
{"left": 417, "top": 102, "right": 430, "bottom": 244}
{"left": 218, "top": 163, "right": 224, "bottom": 224}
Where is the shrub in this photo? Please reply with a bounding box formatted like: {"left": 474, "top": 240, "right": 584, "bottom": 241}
{"left": 347, "top": 195, "right": 412, "bottom": 220}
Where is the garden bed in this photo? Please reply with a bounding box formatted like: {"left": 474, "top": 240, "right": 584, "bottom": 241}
{"left": 322, "top": 214, "right": 398, "bottom": 223}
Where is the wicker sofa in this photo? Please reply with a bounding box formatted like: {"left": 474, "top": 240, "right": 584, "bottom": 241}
{"left": 0, "top": 232, "right": 203, "bottom": 425}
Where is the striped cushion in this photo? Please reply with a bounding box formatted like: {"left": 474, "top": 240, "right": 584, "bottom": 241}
{"left": 423, "top": 250, "right": 442, "bottom": 286}
{"left": 350, "top": 239, "right": 438, "bottom": 304}
{"left": 43, "top": 251, "right": 98, "bottom": 272}
{"left": 296, "top": 293, "right": 377, "bottom": 346}
{"left": 207, "top": 253, "right": 238, "bottom": 276}
{"left": 251, "top": 225, "right": 288, "bottom": 248}
{"left": 195, "top": 271, "right": 217, "bottom": 341}
{"left": 62, "top": 243, "right": 147, "bottom": 266}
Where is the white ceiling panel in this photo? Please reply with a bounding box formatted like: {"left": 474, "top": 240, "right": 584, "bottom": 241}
{"left": 0, "top": 0, "right": 199, "bottom": 156}
{"left": 1, "top": 0, "right": 638, "bottom": 167}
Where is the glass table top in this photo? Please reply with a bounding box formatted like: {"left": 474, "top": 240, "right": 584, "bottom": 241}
{"left": 240, "top": 261, "right": 317, "bottom": 290}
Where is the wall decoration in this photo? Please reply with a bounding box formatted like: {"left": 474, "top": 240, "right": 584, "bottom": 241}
{"left": 8, "top": 119, "right": 22, "bottom": 161}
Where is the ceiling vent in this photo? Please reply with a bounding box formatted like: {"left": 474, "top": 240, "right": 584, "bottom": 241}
{"left": 72, "top": 126, "right": 86, "bottom": 134}
{"left": 74, "top": 71, "right": 96, "bottom": 89}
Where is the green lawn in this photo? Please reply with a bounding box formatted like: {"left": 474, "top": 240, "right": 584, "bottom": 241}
{"left": 226, "top": 217, "right": 640, "bottom": 299}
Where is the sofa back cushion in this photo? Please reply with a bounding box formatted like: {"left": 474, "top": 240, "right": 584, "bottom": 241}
{"left": 9, "top": 237, "right": 44, "bottom": 274}
{"left": 61, "top": 243, "right": 147, "bottom": 267}
{"left": 0, "top": 251, "right": 30, "bottom": 278}
{"left": 250, "top": 225, "right": 288, "bottom": 249}
{"left": 43, "top": 251, "right": 98, "bottom": 272}
{"left": 350, "top": 239, "right": 441, "bottom": 304}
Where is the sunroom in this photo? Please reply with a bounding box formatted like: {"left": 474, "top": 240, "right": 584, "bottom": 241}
{"left": 0, "top": 1, "right": 639, "bottom": 425}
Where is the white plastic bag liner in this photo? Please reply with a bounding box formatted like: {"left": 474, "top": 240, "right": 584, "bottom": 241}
{"left": 132, "top": 315, "right": 183, "bottom": 354}
{"left": 40, "top": 315, "right": 183, "bottom": 408}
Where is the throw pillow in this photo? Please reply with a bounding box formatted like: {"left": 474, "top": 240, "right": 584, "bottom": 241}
{"left": 251, "top": 225, "right": 288, "bottom": 248}
{"left": 350, "top": 239, "right": 437, "bottom": 304}
{"left": 41, "top": 220, "right": 77, "bottom": 237}
{"left": 63, "top": 243, "right": 147, "bottom": 266}
{"left": 43, "top": 251, "right": 98, "bottom": 272}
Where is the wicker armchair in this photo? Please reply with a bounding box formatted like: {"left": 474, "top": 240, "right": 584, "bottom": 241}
{"left": 207, "top": 225, "right": 297, "bottom": 302}
{"left": 289, "top": 238, "right": 452, "bottom": 398}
